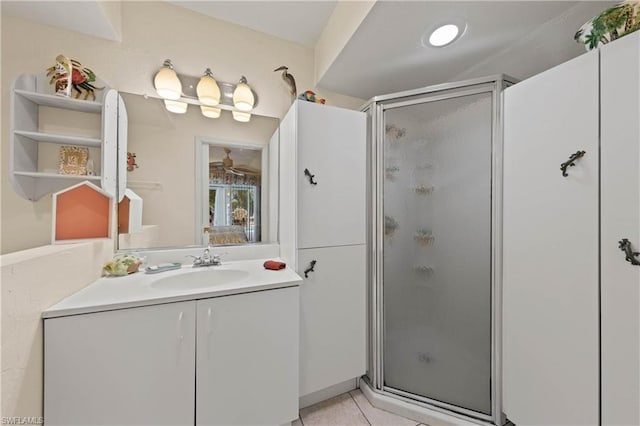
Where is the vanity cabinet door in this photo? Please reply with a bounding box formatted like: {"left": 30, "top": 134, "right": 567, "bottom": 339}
{"left": 297, "top": 245, "right": 366, "bottom": 396}
{"left": 296, "top": 101, "right": 366, "bottom": 249}
{"left": 196, "top": 287, "right": 299, "bottom": 426}
{"left": 44, "top": 301, "right": 196, "bottom": 426}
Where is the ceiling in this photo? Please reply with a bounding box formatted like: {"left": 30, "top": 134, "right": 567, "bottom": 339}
{"left": 2, "top": 1, "right": 617, "bottom": 101}
{"left": 318, "top": 1, "right": 616, "bottom": 99}
{"left": 167, "top": 0, "right": 616, "bottom": 100}
{"left": 1, "top": 1, "right": 121, "bottom": 41}
{"left": 168, "top": 1, "right": 338, "bottom": 47}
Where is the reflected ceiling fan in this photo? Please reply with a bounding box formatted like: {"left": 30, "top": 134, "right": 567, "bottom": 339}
{"left": 209, "top": 148, "right": 260, "bottom": 177}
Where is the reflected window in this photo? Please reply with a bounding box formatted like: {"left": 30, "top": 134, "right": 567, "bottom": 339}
{"left": 208, "top": 146, "right": 261, "bottom": 245}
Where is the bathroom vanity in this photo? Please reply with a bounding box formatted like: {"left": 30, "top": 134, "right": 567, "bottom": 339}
{"left": 43, "top": 260, "right": 301, "bottom": 426}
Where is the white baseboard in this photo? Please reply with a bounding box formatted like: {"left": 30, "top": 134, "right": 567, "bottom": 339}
{"left": 359, "top": 379, "right": 491, "bottom": 426}
{"left": 299, "top": 378, "right": 358, "bottom": 409}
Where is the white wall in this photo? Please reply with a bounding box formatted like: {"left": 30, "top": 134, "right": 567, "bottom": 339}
{"left": 1, "top": 1, "right": 364, "bottom": 254}
{"left": 1, "top": 241, "right": 114, "bottom": 419}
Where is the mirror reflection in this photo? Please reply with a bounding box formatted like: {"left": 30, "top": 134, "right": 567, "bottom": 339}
{"left": 118, "top": 93, "right": 279, "bottom": 251}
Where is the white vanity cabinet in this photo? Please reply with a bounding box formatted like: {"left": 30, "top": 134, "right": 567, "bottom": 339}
{"left": 279, "top": 100, "right": 367, "bottom": 398}
{"left": 503, "top": 33, "right": 640, "bottom": 426}
{"left": 44, "top": 301, "right": 197, "bottom": 426}
{"left": 44, "top": 286, "right": 299, "bottom": 426}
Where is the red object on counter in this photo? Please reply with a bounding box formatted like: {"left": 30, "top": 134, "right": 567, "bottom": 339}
{"left": 263, "top": 260, "right": 286, "bottom": 270}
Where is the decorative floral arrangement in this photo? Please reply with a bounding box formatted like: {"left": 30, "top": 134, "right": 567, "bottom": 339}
{"left": 575, "top": 1, "right": 640, "bottom": 50}
{"left": 102, "top": 254, "right": 142, "bottom": 277}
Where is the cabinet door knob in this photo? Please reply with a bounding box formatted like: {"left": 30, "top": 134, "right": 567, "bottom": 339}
{"left": 304, "top": 168, "right": 318, "bottom": 185}
{"left": 560, "top": 150, "right": 586, "bottom": 177}
{"left": 618, "top": 239, "right": 640, "bottom": 266}
{"left": 304, "top": 260, "right": 317, "bottom": 278}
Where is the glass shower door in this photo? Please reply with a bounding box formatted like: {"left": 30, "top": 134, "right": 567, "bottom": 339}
{"left": 382, "top": 91, "right": 493, "bottom": 415}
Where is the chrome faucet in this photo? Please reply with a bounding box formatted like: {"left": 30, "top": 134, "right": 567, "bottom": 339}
{"left": 189, "top": 245, "right": 222, "bottom": 267}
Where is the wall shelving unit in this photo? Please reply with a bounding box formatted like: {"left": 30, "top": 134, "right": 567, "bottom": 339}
{"left": 9, "top": 73, "right": 125, "bottom": 201}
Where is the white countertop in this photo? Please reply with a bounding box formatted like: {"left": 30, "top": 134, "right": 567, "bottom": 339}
{"left": 43, "top": 259, "right": 302, "bottom": 318}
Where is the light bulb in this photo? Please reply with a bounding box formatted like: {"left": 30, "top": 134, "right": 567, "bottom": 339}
{"left": 154, "top": 59, "right": 182, "bottom": 100}
{"left": 428, "top": 24, "right": 461, "bottom": 47}
{"left": 201, "top": 105, "right": 221, "bottom": 118}
{"left": 232, "top": 111, "right": 251, "bottom": 122}
{"left": 164, "top": 99, "right": 188, "bottom": 114}
{"left": 232, "top": 76, "right": 255, "bottom": 112}
{"left": 197, "top": 68, "right": 221, "bottom": 106}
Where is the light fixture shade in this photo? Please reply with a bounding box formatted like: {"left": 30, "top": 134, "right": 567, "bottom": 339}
{"left": 154, "top": 60, "right": 182, "bottom": 100}
{"left": 429, "top": 24, "right": 459, "bottom": 47}
{"left": 232, "top": 111, "right": 251, "bottom": 122}
{"left": 200, "top": 105, "right": 221, "bottom": 119}
{"left": 164, "top": 99, "right": 188, "bottom": 114}
{"left": 197, "top": 69, "right": 221, "bottom": 106}
{"left": 232, "top": 76, "right": 255, "bottom": 112}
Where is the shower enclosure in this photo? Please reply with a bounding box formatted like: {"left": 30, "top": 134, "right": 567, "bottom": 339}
{"left": 363, "top": 76, "right": 513, "bottom": 423}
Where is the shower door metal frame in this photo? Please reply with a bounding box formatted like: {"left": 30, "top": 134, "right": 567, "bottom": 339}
{"left": 364, "top": 75, "right": 516, "bottom": 425}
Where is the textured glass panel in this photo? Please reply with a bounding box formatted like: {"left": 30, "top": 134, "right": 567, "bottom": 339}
{"left": 382, "top": 92, "right": 492, "bottom": 415}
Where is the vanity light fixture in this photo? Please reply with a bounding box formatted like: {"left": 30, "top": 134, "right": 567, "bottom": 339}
{"left": 197, "top": 68, "right": 221, "bottom": 106}
{"left": 423, "top": 21, "right": 467, "bottom": 48}
{"left": 163, "top": 99, "right": 188, "bottom": 114}
{"left": 232, "top": 111, "right": 251, "bottom": 123}
{"left": 153, "top": 61, "right": 258, "bottom": 121}
{"left": 232, "top": 76, "right": 255, "bottom": 112}
{"left": 154, "top": 59, "right": 182, "bottom": 100}
{"left": 201, "top": 105, "right": 221, "bottom": 119}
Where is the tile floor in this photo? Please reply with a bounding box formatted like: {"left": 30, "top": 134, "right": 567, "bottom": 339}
{"left": 294, "top": 389, "right": 427, "bottom": 426}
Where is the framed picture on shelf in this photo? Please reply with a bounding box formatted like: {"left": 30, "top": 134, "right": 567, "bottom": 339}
{"left": 58, "top": 146, "right": 89, "bottom": 175}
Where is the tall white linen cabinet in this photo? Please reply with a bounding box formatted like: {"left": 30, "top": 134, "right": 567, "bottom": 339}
{"left": 278, "top": 100, "right": 367, "bottom": 399}
{"left": 503, "top": 33, "right": 640, "bottom": 425}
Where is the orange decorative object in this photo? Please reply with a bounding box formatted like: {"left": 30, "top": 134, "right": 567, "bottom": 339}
{"left": 298, "top": 90, "right": 326, "bottom": 104}
{"left": 127, "top": 152, "right": 139, "bottom": 171}
{"left": 52, "top": 181, "right": 113, "bottom": 243}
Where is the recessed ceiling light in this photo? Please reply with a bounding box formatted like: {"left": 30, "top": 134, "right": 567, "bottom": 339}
{"left": 422, "top": 21, "right": 466, "bottom": 48}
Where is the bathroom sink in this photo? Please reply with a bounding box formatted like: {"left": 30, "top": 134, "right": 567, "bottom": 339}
{"left": 150, "top": 269, "right": 250, "bottom": 291}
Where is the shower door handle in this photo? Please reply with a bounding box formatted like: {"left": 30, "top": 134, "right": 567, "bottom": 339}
{"left": 560, "top": 150, "right": 586, "bottom": 177}
{"left": 618, "top": 239, "right": 640, "bottom": 266}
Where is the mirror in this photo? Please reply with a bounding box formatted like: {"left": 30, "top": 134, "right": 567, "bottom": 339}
{"left": 117, "top": 93, "right": 279, "bottom": 250}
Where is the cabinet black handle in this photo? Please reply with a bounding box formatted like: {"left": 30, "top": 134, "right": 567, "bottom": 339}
{"left": 304, "top": 260, "right": 317, "bottom": 278}
{"left": 618, "top": 239, "right": 640, "bottom": 266}
{"left": 304, "top": 168, "right": 318, "bottom": 185}
{"left": 560, "top": 150, "right": 586, "bottom": 177}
